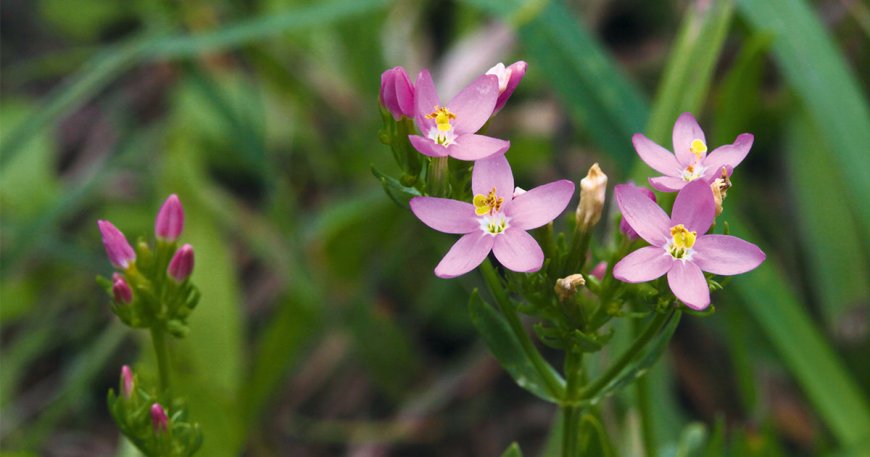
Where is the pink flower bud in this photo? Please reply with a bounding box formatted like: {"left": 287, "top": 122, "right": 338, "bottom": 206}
{"left": 98, "top": 220, "right": 136, "bottom": 269}
{"left": 379, "top": 66, "right": 415, "bottom": 120}
{"left": 486, "top": 61, "right": 527, "bottom": 113}
{"left": 150, "top": 403, "right": 168, "bottom": 432}
{"left": 155, "top": 194, "right": 184, "bottom": 241}
{"left": 619, "top": 184, "right": 656, "bottom": 240}
{"left": 590, "top": 261, "right": 607, "bottom": 281}
{"left": 112, "top": 274, "right": 133, "bottom": 304}
{"left": 167, "top": 244, "right": 194, "bottom": 282}
{"left": 121, "top": 365, "right": 134, "bottom": 398}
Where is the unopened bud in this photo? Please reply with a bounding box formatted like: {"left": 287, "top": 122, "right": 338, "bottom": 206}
{"left": 619, "top": 183, "right": 656, "bottom": 240}
{"left": 167, "top": 244, "right": 195, "bottom": 282}
{"left": 155, "top": 194, "right": 184, "bottom": 241}
{"left": 590, "top": 261, "right": 607, "bottom": 281}
{"left": 555, "top": 274, "right": 586, "bottom": 301}
{"left": 150, "top": 403, "right": 169, "bottom": 433}
{"left": 121, "top": 365, "right": 134, "bottom": 398}
{"left": 112, "top": 273, "right": 133, "bottom": 304}
{"left": 98, "top": 220, "right": 136, "bottom": 269}
{"left": 486, "top": 61, "right": 527, "bottom": 113}
{"left": 576, "top": 163, "right": 608, "bottom": 232}
{"left": 380, "top": 67, "right": 415, "bottom": 120}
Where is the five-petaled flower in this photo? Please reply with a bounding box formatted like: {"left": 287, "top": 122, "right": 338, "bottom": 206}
{"left": 410, "top": 154, "right": 574, "bottom": 278}
{"left": 633, "top": 112, "right": 754, "bottom": 192}
{"left": 613, "top": 179, "right": 765, "bottom": 310}
{"left": 408, "top": 70, "right": 510, "bottom": 161}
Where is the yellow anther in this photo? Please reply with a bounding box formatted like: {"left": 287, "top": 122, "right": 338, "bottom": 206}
{"left": 473, "top": 187, "right": 503, "bottom": 216}
{"left": 670, "top": 224, "right": 697, "bottom": 250}
{"left": 690, "top": 139, "right": 707, "bottom": 158}
{"left": 426, "top": 106, "right": 456, "bottom": 132}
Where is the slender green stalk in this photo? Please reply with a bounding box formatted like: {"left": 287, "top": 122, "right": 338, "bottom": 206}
{"left": 563, "top": 228, "right": 591, "bottom": 276}
{"left": 150, "top": 326, "right": 171, "bottom": 393}
{"left": 480, "top": 259, "right": 565, "bottom": 399}
{"left": 427, "top": 157, "right": 449, "bottom": 196}
{"left": 633, "top": 318, "right": 657, "bottom": 457}
{"left": 562, "top": 349, "right": 584, "bottom": 457}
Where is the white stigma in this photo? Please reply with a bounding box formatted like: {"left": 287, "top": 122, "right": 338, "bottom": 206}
{"left": 479, "top": 213, "right": 510, "bottom": 236}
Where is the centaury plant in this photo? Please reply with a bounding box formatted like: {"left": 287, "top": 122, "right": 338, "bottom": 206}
{"left": 377, "top": 64, "right": 765, "bottom": 456}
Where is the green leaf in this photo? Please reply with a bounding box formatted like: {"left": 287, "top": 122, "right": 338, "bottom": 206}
{"left": 500, "top": 442, "right": 523, "bottom": 457}
{"left": 468, "top": 290, "right": 563, "bottom": 403}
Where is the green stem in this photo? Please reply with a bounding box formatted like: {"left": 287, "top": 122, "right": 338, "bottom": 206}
{"left": 150, "top": 326, "right": 171, "bottom": 394}
{"left": 563, "top": 228, "right": 591, "bottom": 276}
{"left": 480, "top": 259, "right": 565, "bottom": 399}
{"left": 427, "top": 156, "right": 449, "bottom": 197}
{"left": 578, "top": 310, "right": 672, "bottom": 401}
{"left": 562, "top": 349, "right": 584, "bottom": 456}
{"left": 633, "top": 319, "right": 657, "bottom": 457}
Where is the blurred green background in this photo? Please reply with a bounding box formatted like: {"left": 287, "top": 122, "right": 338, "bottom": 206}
{"left": 1, "top": 0, "right": 869, "bottom": 455}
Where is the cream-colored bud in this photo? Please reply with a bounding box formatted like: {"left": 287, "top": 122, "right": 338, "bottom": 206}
{"left": 576, "top": 163, "right": 608, "bottom": 232}
{"left": 710, "top": 167, "right": 731, "bottom": 217}
{"left": 555, "top": 274, "right": 586, "bottom": 301}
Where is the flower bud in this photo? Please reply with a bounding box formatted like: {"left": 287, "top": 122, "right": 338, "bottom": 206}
{"left": 379, "top": 66, "right": 415, "bottom": 120}
{"left": 590, "top": 261, "right": 607, "bottom": 281}
{"left": 555, "top": 274, "right": 586, "bottom": 301}
{"left": 167, "top": 244, "right": 195, "bottom": 282}
{"left": 112, "top": 273, "right": 133, "bottom": 304}
{"left": 619, "top": 184, "right": 656, "bottom": 240}
{"left": 150, "top": 403, "right": 168, "bottom": 433}
{"left": 486, "top": 61, "right": 527, "bottom": 113}
{"left": 98, "top": 220, "right": 136, "bottom": 269}
{"left": 576, "top": 163, "right": 608, "bottom": 232}
{"left": 121, "top": 365, "right": 134, "bottom": 399}
{"left": 155, "top": 194, "right": 184, "bottom": 241}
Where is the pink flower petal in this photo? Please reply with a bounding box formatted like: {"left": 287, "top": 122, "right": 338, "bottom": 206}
{"left": 614, "top": 184, "right": 670, "bottom": 246}
{"left": 671, "top": 179, "right": 714, "bottom": 235}
{"left": 633, "top": 133, "right": 681, "bottom": 176}
{"left": 505, "top": 180, "right": 575, "bottom": 230}
{"left": 414, "top": 70, "right": 440, "bottom": 132}
{"left": 435, "top": 232, "right": 494, "bottom": 278}
{"left": 613, "top": 246, "right": 673, "bottom": 282}
{"left": 692, "top": 235, "right": 765, "bottom": 275}
{"left": 409, "top": 135, "right": 449, "bottom": 158}
{"left": 492, "top": 229, "right": 544, "bottom": 273}
{"left": 701, "top": 133, "right": 754, "bottom": 181}
{"left": 410, "top": 197, "right": 478, "bottom": 234}
{"left": 648, "top": 176, "right": 687, "bottom": 192}
{"left": 447, "top": 74, "right": 499, "bottom": 134}
{"left": 472, "top": 153, "right": 514, "bottom": 198}
{"left": 667, "top": 260, "right": 710, "bottom": 310}
{"left": 672, "top": 112, "right": 706, "bottom": 166}
{"left": 449, "top": 134, "right": 509, "bottom": 161}
{"left": 494, "top": 61, "right": 527, "bottom": 113}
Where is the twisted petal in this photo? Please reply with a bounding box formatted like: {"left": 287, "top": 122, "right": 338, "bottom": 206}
{"left": 667, "top": 260, "right": 710, "bottom": 310}
{"left": 472, "top": 153, "right": 514, "bottom": 198}
{"left": 492, "top": 229, "right": 544, "bottom": 273}
{"left": 448, "top": 74, "right": 499, "bottom": 134}
{"left": 672, "top": 112, "right": 706, "bottom": 166}
{"left": 633, "top": 133, "right": 681, "bottom": 176}
{"left": 414, "top": 69, "right": 440, "bottom": 132}
{"left": 648, "top": 176, "right": 687, "bottom": 192}
{"left": 613, "top": 246, "right": 673, "bottom": 282}
{"left": 614, "top": 184, "right": 670, "bottom": 246}
{"left": 506, "top": 180, "right": 575, "bottom": 230}
{"left": 409, "top": 135, "right": 449, "bottom": 158}
{"left": 410, "top": 197, "right": 478, "bottom": 234}
{"left": 671, "top": 179, "right": 715, "bottom": 235}
{"left": 693, "top": 235, "right": 766, "bottom": 275}
{"left": 435, "top": 232, "right": 494, "bottom": 278}
{"left": 702, "top": 133, "right": 754, "bottom": 181}
{"left": 494, "top": 60, "right": 527, "bottom": 112}
{"left": 450, "top": 134, "right": 509, "bottom": 161}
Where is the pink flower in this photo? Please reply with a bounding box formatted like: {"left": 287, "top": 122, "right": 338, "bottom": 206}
{"left": 121, "top": 365, "right": 134, "bottom": 398}
{"left": 410, "top": 154, "right": 574, "bottom": 278}
{"left": 150, "top": 403, "right": 169, "bottom": 432}
{"left": 619, "top": 183, "right": 656, "bottom": 240}
{"left": 155, "top": 194, "right": 184, "bottom": 242}
{"left": 380, "top": 66, "right": 415, "bottom": 120}
{"left": 167, "top": 244, "right": 194, "bottom": 282}
{"left": 98, "top": 220, "right": 136, "bottom": 269}
{"left": 112, "top": 273, "right": 133, "bottom": 304}
{"left": 408, "top": 70, "right": 509, "bottom": 161}
{"left": 612, "top": 179, "right": 765, "bottom": 310}
{"left": 633, "top": 112, "right": 754, "bottom": 192}
{"left": 486, "top": 61, "right": 527, "bottom": 113}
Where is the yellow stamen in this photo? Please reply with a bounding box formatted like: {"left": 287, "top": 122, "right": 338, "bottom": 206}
{"left": 690, "top": 139, "right": 707, "bottom": 158}
{"left": 473, "top": 187, "right": 504, "bottom": 216}
{"left": 426, "top": 106, "right": 456, "bottom": 132}
{"left": 670, "top": 224, "right": 697, "bottom": 250}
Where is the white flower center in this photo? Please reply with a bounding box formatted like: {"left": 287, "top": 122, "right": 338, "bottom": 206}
{"left": 681, "top": 163, "right": 706, "bottom": 182}
{"left": 426, "top": 106, "right": 457, "bottom": 146}
{"left": 665, "top": 224, "right": 696, "bottom": 260}
{"left": 479, "top": 213, "right": 509, "bottom": 236}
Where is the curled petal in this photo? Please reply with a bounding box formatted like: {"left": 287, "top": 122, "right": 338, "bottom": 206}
{"left": 667, "top": 261, "right": 710, "bottom": 310}
{"left": 472, "top": 152, "right": 514, "bottom": 198}
{"left": 671, "top": 179, "right": 715, "bottom": 235}
{"left": 414, "top": 70, "right": 440, "bottom": 132}
{"left": 702, "top": 133, "right": 754, "bottom": 181}
{"left": 435, "top": 232, "right": 494, "bottom": 278}
{"left": 409, "top": 135, "right": 449, "bottom": 158}
{"left": 449, "top": 134, "right": 509, "bottom": 161}
{"left": 447, "top": 74, "right": 499, "bottom": 134}
{"left": 633, "top": 133, "right": 681, "bottom": 176}
{"left": 648, "top": 176, "right": 687, "bottom": 192}
{"left": 506, "top": 180, "right": 575, "bottom": 230}
{"left": 672, "top": 112, "right": 706, "bottom": 166}
{"left": 492, "top": 229, "right": 544, "bottom": 273}
{"left": 614, "top": 184, "right": 671, "bottom": 246}
{"left": 494, "top": 61, "right": 527, "bottom": 112}
{"left": 613, "top": 246, "right": 673, "bottom": 282}
{"left": 410, "top": 197, "right": 478, "bottom": 234}
{"left": 693, "top": 235, "right": 765, "bottom": 275}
